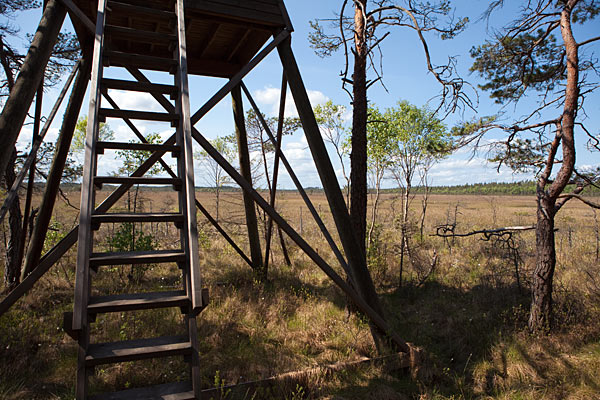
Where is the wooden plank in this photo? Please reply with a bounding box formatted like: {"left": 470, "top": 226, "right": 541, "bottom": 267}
{"left": 184, "top": 0, "right": 284, "bottom": 27}
{"left": 108, "top": 1, "right": 176, "bottom": 20}
{"left": 106, "top": 24, "right": 177, "bottom": 44}
{"left": 104, "top": 50, "right": 177, "bottom": 72}
{"left": 226, "top": 28, "right": 251, "bottom": 62}
{"left": 89, "top": 382, "right": 194, "bottom": 400}
{"left": 88, "top": 290, "right": 188, "bottom": 313}
{"left": 85, "top": 335, "right": 191, "bottom": 366}
{"left": 101, "top": 78, "right": 177, "bottom": 96}
{"left": 99, "top": 108, "right": 178, "bottom": 123}
{"left": 206, "top": 0, "right": 282, "bottom": 15}
{"left": 90, "top": 249, "right": 186, "bottom": 266}
{"left": 197, "top": 22, "right": 220, "bottom": 58}
{"left": 96, "top": 141, "right": 180, "bottom": 154}
{"left": 91, "top": 212, "right": 184, "bottom": 224}
{"left": 102, "top": 78, "right": 176, "bottom": 94}
{"left": 94, "top": 176, "right": 181, "bottom": 187}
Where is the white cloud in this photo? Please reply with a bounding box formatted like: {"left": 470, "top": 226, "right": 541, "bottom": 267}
{"left": 106, "top": 90, "right": 165, "bottom": 112}
{"left": 253, "top": 86, "right": 329, "bottom": 117}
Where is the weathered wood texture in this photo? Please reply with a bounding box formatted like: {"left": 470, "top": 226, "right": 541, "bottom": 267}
{"left": 0, "top": 0, "right": 67, "bottom": 177}
{"left": 70, "top": 0, "right": 285, "bottom": 77}
{"left": 21, "top": 57, "right": 92, "bottom": 279}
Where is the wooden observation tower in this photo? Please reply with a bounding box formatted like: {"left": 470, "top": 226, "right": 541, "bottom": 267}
{"left": 0, "top": 0, "right": 411, "bottom": 398}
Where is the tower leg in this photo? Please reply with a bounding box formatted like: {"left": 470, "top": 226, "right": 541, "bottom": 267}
{"left": 232, "top": 85, "right": 264, "bottom": 278}
{"left": 0, "top": 0, "right": 67, "bottom": 175}
{"left": 22, "top": 57, "right": 92, "bottom": 279}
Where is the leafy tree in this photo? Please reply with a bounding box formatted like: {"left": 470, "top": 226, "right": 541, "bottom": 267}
{"left": 195, "top": 136, "right": 236, "bottom": 224}
{"left": 244, "top": 108, "right": 301, "bottom": 191}
{"left": 367, "top": 101, "right": 451, "bottom": 285}
{"left": 310, "top": 0, "right": 469, "bottom": 266}
{"left": 460, "top": 0, "right": 600, "bottom": 332}
{"left": 314, "top": 101, "right": 350, "bottom": 206}
{"left": 71, "top": 115, "right": 115, "bottom": 152}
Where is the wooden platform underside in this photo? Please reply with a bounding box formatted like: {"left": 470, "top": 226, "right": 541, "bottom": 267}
{"left": 71, "top": 0, "right": 290, "bottom": 78}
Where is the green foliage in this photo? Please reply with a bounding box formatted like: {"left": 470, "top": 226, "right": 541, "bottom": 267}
{"left": 116, "top": 132, "right": 163, "bottom": 176}
{"left": 245, "top": 108, "right": 301, "bottom": 154}
{"left": 470, "top": 32, "right": 564, "bottom": 104}
{"left": 107, "top": 223, "right": 156, "bottom": 283}
{"left": 365, "top": 101, "right": 452, "bottom": 181}
{"left": 71, "top": 116, "right": 115, "bottom": 152}
{"left": 42, "top": 218, "right": 66, "bottom": 254}
{"left": 195, "top": 136, "right": 236, "bottom": 189}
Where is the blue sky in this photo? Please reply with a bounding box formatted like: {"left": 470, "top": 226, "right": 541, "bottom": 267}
{"left": 7, "top": 1, "right": 600, "bottom": 189}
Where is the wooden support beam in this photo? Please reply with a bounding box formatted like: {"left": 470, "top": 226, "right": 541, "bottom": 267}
{"left": 232, "top": 85, "right": 263, "bottom": 275}
{"left": 189, "top": 125, "right": 410, "bottom": 353}
{"left": 276, "top": 37, "right": 398, "bottom": 350}
{"left": 240, "top": 82, "right": 350, "bottom": 277}
{"left": 189, "top": 29, "right": 290, "bottom": 124}
{"left": 57, "top": 0, "right": 95, "bottom": 34}
{"left": 0, "top": 0, "right": 67, "bottom": 177}
{"left": 263, "top": 72, "right": 287, "bottom": 270}
{"left": 21, "top": 57, "right": 92, "bottom": 280}
{"left": 0, "top": 61, "right": 80, "bottom": 225}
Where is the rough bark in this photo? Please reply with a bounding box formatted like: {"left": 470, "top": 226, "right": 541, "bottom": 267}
{"left": 3, "top": 149, "right": 23, "bottom": 291}
{"left": 0, "top": 0, "right": 66, "bottom": 175}
{"left": 528, "top": 1, "right": 579, "bottom": 332}
{"left": 350, "top": 0, "right": 368, "bottom": 260}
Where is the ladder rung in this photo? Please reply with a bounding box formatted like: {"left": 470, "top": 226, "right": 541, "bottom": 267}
{"left": 94, "top": 176, "right": 182, "bottom": 189}
{"left": 89, "top": 381, "right": 194, "bottom": 400}
{"left": 96, "top": 141, "right": 180, "bottom": 154}
{"left": 106, "top": 24, "right": 177, "bottom": 44}
{"left": 89, "top": 249, "right": 186, "bottom": 266}
{"left": 104, "top": 51, "right": 177, "bottom": 72}
{"left": 101, "top": 78, "right": 177, "bottom": 96}
{"left": 107, "top": 1, "right": 177, "bottom": 20}
{"left": 91, "top": 212, "right": 184, "bottom": 224}
{"left": 88, "top": 290, "right": 188, "bottom": 313}
{"left": 99, "top": 109, "right": 179, "bottom": 123}
{"left": 85, "top": 335, "right": 191, "bottom": 366}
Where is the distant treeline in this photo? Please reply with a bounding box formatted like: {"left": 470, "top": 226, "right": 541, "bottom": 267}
{"left": 55, "top": 181, "right": 600, "bottom": 196}
{"left": 390, "top": 181, "right": 600, "bottom": 196}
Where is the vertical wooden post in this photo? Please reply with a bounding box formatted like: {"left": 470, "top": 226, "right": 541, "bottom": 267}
{"left": 21, "top": 57, "right": 92, "bottom": 279}
{"left": 232, "top": 85, "right": 263, "bottom": 276}
{"left": 0, "top": 0, "right": 66, "bottom": 176}
{"left": 277, "top": 37, "right": 388, "bottom": 342}
{"left": 17, "top": 85, "right": 43, "bottom": 270}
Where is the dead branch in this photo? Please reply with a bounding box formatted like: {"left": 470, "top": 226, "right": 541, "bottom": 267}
{"left": 432, "top": 225, "right": 536, "bottom": 239}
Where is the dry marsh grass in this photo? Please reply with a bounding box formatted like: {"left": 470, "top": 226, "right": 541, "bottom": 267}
{"left": 1, "top": 188, "right": 599, "bottom": 399}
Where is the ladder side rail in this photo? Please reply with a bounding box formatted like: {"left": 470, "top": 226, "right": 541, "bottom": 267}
{"left": 73, "top": 0, "right": 108, "bottom": 333}
{"left": 175, "top": 0, "right": 203, "bottom": 396}
{"left": 175, "top": 0, "right": 203, "bottom": 312}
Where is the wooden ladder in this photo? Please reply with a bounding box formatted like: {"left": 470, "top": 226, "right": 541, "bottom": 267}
{"left": 68, "top": 0, "right": 206, "bottom": 398}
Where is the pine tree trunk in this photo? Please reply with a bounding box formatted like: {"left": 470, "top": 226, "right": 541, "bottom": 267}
{"left": 350, "top": 0, "right": 368, "bottom": 261}
{"left": 529, "top": 199, "right": 556, "bottom": 332}
{"left": 528, "top": 1, "right": 579, "bottom": 333}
